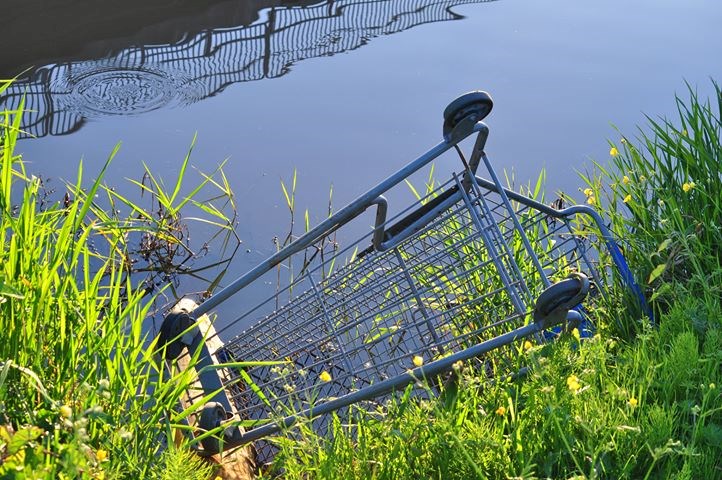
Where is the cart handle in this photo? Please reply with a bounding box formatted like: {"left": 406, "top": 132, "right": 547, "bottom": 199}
{"left": 191, "top": 121, "right": 490, "bottom": 318}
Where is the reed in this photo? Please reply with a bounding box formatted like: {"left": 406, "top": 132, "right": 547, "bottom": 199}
{"left": 0, "top": 94, "right": 236, "bottom": 478}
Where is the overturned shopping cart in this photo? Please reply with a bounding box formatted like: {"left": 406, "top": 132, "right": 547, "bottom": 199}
{"left": 158, "top": 91, "right": 649, "bottom": 458}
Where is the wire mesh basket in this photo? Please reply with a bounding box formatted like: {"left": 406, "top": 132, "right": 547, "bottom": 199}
{"left": 157, "top": 91, "right": 649, "bottom": 460}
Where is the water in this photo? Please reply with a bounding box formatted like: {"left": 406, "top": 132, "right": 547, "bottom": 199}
{"left": 3, "top": 0, "right": 721, "bottom": 331}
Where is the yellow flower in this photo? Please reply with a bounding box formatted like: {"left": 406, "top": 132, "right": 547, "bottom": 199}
{"left": 681, "top": 129, "right": 688, "bottom": 137}
{"left": 566, "top": 375, "right": 581, "bottom": 392}
{"left": 319, "top": 371, "right": 332, "bottom": 382}
{"left": 523, "top": 340, "right": 533, "bottom": 351}
{"left": 96, "top": 449, "right": 108, "bottom": 462}
{"left": 412, "top": 355, "right": 424, "bottom": 367}
{"left": 452, "top": 360, "right": 463, "bottom": 371}
{"left": 59, "top": 405, "right": 72, "bottom": 419}
{"left": 622, "top": 175, "right": 630, "bottom": 185}
{"left": 682, "top": 182, "right": 696, "bottom": 192}
{"left": 610, "top": 147, "right": 620, "bottom": 157}
{"left": 495, "top": 406, "right": 506, "bottom": 416}
{"left": 583, "top": 187, "right": 594, "bottom": 197}
{"left": 623, "top": 194, "right": 632, "bottom": 203}
{"left": 571, "top": 328, "right": 581, "bottom": 341}
{"left": 628, "top": 397, "right": 638, "bottom": 408}
{"left": 586, "top": 196, "right": 596, "bottom": 205}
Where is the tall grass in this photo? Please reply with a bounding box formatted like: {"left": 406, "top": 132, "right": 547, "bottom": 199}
{"left": 0, "top": 92, "right": 233, "bottom": 478}
{"left": 257, "top": 84, "right": 722, "bottom": 479}
{"left": 581, "top": 81, "right": 722, "bottom": 318}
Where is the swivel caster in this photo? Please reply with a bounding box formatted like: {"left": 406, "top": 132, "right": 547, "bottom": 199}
{"left": 442, "top": 91, "right": 493, "bottom": 140}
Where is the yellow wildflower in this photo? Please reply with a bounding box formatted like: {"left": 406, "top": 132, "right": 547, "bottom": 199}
{"left": 452, "top": 360, "right": 463, "bottom": 371}
{"left": 583, "top": 187, "right": 594, "bottom": 197}
{"left": 586, "top": 196, "right": 596, "bottom": 205}
{"left": 523, "top": 340, "right": 533, "bottom": 351}
{"left": 59, "top": 405, "right": 72, "bottom": 419}
{"left": 495, "top": 406, "right": 506, "bottom": 416}
{"left": 710, "top": 383, "right": 716, "bottom": 389}
{"left": 682, "top": 182, "right": 696, "bottom": 192}
{"left": 571, "top": 328, "right": 581, "bottom": 341}
{"left": 567, "top": 375, "right": 581, "bottom": 392}
{"left": 96, "top": 449, "right": 108, "bottom": 462}
{"left": 623, "top": 194, "right": 632, "bottom": 203}
{"left": 319, "top": 371, "right": 332, "bottom": 382}
{"left": 622, "top": 175, "right": 630, "bottom": 185}
{"left": 412, "top": 355, "right": 424, "bottom": 367}
{"left": 628, "top": 397, "right": 638, "bottom": 408}
{"left": 610, "top": 147, "right": 620, "bottom": 157}
{"left": 682, "top": 129, "right": 688, "bottom": 137}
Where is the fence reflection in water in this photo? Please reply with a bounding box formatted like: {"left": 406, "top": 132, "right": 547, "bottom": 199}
{"left": 1, "top": 0, "right": 493, "bottom": 138}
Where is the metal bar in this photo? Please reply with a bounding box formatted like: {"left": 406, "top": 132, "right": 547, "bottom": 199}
{"left": 467, "top": 174, "right": 534, "bottom": 303}
{"left": 459, "top": 121, "right": 488, "bottom": 190}
{"left": 231, "top": 318, "right": 545, "bottom": 446}
{"left": 464, "top": 173, "right": 533, "bottom": 306}
{"left": 192, "top": 126, "right": 487, "bottom": 319}
{"left": 376, "top": 189, "right": 464, "bottom": 252}
{"left": 393, "top": 249, "right": 444, "bottom": 350}
{"left": 453, "top": 173, "right": 528, "bottom": 316}
{"left": 471, "top": 175, "right": 651, "bottom": 320}
{"left": 476, "top": 156, "right": 551, "bottom": 288}
{"left": 307, "top": 275, "right": 357, "bottom": 375}
{"left": 178, "top": 315, "right": 238, "bottom": 419}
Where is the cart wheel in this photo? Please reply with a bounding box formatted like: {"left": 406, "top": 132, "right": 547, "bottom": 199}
{"left": 443, "top": 91, "right": 493, "bottom": 138}
{"left": 158, "top": 310, "right": 194, "bottom": 360}
{"left": 198, "top": 402, "right": 228, "bottom": 453}
{"left": 534, "top": 273, "right": 590, "bottom": 325}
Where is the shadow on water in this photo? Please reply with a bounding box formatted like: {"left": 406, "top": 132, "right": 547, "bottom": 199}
{"left": 2, "top": 0, "right": 495, "bottom": 138}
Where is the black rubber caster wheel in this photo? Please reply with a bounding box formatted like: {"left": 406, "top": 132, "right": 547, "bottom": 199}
{"left": 442, "top": 91, "right": 493, "bottom": 139}
{"left": 534, "top": 272, "right": 590, "bottom": 325}
{"left": 198, "top": 401, "right": 230, "bottom": 453}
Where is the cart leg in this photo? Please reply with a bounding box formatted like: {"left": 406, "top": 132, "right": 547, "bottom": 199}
{"left": 159, "top": 298, "right": 256, "bottom": 480}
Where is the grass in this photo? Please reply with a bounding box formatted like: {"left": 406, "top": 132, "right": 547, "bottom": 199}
{"left": 0, "top": 79, "right": 238, "bottom": 479}
{"left": 255, "top": 83, "right": 722, "bottom": 479}
{"left": 2, "top": 79, "right": 721, "bottom": 479}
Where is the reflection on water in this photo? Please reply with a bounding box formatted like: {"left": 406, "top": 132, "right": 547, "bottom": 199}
{"left": 2, "top": 0, "right": 493, "bottom": 138}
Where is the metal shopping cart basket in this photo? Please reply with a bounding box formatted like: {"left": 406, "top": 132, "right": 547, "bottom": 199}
{"left": 157, "top": 91, "right": 649, "bottom": 459}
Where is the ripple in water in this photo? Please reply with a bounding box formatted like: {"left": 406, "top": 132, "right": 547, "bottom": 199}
{"left": 59, "top": 66, "right": 194, "bottom": 117}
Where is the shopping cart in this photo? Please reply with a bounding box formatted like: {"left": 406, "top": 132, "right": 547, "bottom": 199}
{"left": 158, "top": 91, "right": 649, "bottom": 458}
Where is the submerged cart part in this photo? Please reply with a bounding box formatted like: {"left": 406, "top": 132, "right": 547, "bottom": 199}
{"left": 159, "top": 299, "right": 255, "bottom": 477}
{"left": 159, "top": 91, "right": 649, "bottom": 461}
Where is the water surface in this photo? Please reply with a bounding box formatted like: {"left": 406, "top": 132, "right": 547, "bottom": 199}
{"left": 3, "top": 0, "right": 721, "bottom": 328}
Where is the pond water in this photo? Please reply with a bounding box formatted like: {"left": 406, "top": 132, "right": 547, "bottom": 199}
{"left": 3, "top": 0, "right": 721, "bottom": 330}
